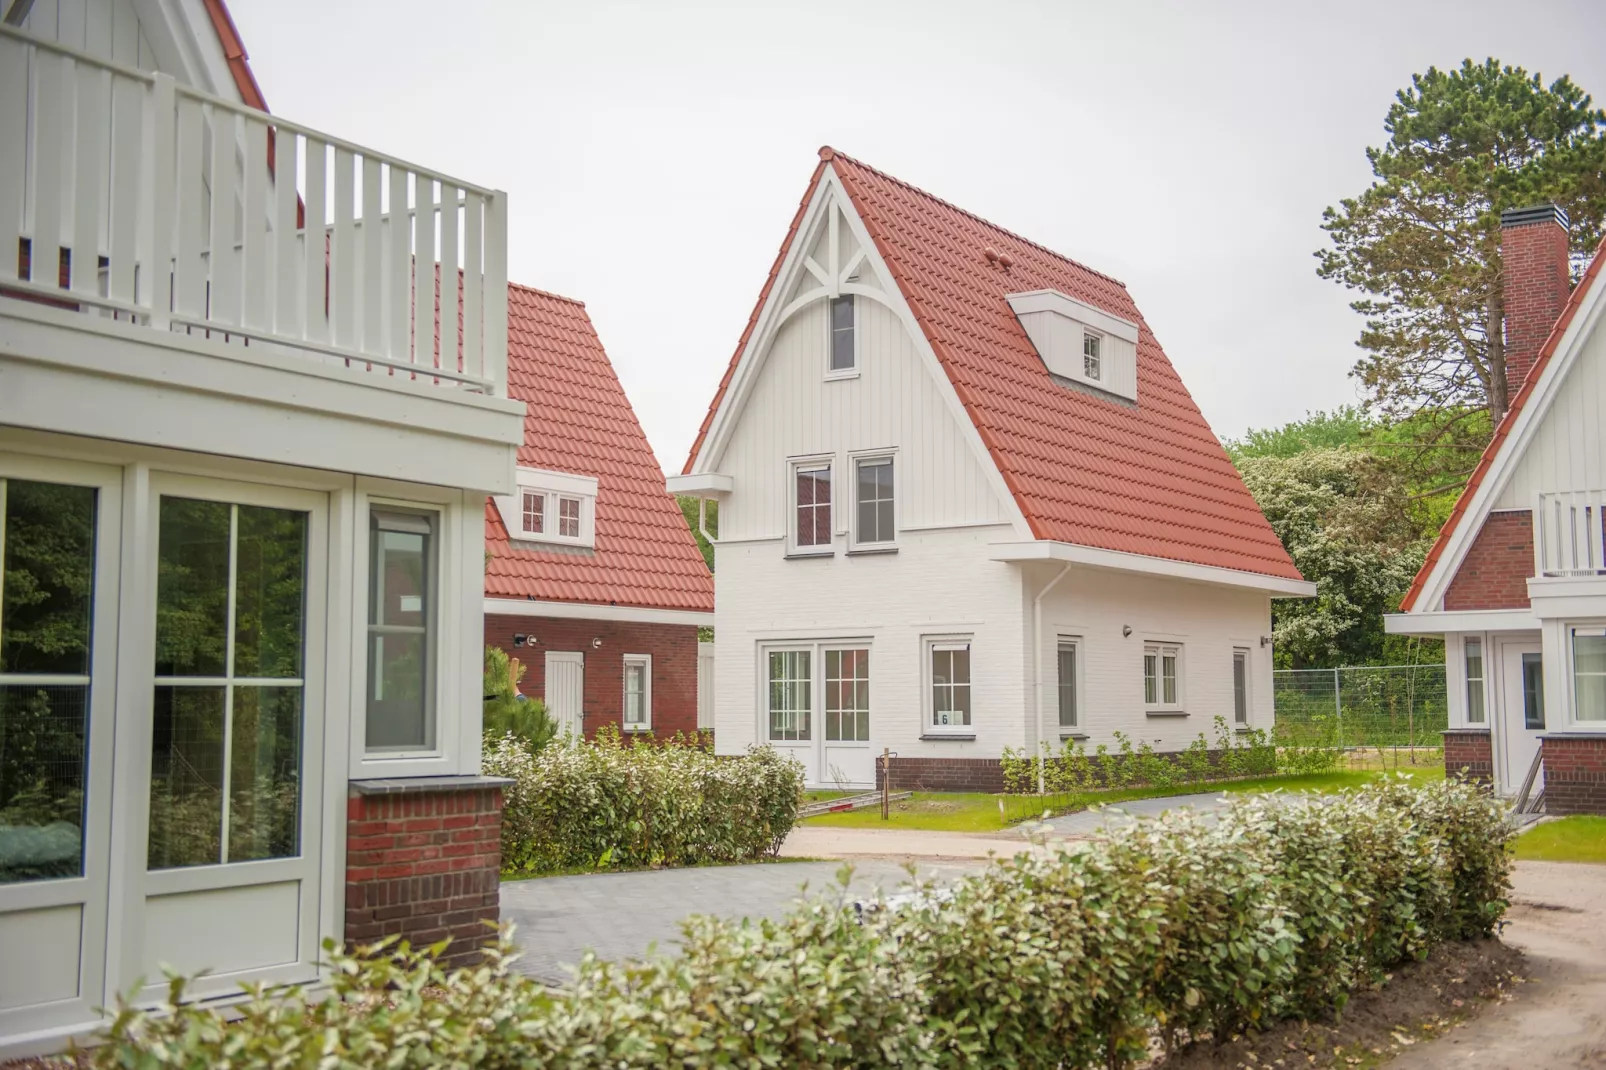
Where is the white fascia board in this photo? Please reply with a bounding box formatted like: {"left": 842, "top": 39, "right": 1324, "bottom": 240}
{"left": 666, "top": 472, "right": 734, "bottom": 496}
{"left": 1004, "top": 290, "right": 1140, "bottom": 344}
{"left": 484, "top": 598, "right": 713, "bottom": 626}
{"left": 1384, "top": 608, "right": 1541, "bottom": 635}
{"left": 989, "top": 540, "right": 1318, "bottom": 597}
{"left": 515, "top": 467, "right": 600, "bottom": 497}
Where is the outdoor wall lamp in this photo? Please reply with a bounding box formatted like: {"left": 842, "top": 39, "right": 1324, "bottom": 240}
{"left": 1121, "top": 625, "right": 1132, "bottom": 637}
{"left": 591, "top": 637, "right": 603, "bottom": 649}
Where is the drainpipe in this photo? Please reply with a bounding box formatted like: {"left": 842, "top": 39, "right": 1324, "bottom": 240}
{"left": 1032, "top": 563, "right": 1072, "bottom": 795}
{"left": 697, "top": 497, "right": 716, "bottom": 549}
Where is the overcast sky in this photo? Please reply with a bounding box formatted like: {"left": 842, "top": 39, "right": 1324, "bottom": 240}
{"left": 232, "top": 0, "right": 1606, "bottom": 474}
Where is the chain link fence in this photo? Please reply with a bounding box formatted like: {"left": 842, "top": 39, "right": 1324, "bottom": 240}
{"left": 1273, "top": 664, "right": 1447, "bottom": 761}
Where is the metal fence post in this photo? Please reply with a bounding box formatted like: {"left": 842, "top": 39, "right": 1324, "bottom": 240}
{"left": 1333, "top": 667, "right": 1343, "bottom": 752}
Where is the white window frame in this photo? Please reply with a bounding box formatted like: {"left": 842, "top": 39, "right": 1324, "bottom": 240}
{"left": 1057, "top": 638, "right": 1079, "bottom": 729}
{"left": 1083, "top": 330, "right": 1102, "bottom": 381}
{"left": 365, "top": 506, "right": 440, "bottom": 758}
{"left": 1464, "top": 636, "right": 1486, "bottom": 725}
{"left": 826, "top": 293, "right": 858, "bottom": 380}
{"left": 493, "top": 466, "right": 597, "bottom": 549}
{"left": 1232, "top": 647, "right": 1250, "bottom": 725}
{"left": 924, "top": 635, "right": 974, "bottom": 734}
{"left": 1143, "top": 642, "right": 1184, "bottom": 712}
{"left": 1568, "top": 625, "right": 1606, "bottom": 727}
{"left": 787, "top": 455, "right": 835, "bottom": 557}
{"left": 848, "top": 450, "right": 897, "bottom": 552}
{"left": 622, "top": 653, "right": 652, "bottom": 732}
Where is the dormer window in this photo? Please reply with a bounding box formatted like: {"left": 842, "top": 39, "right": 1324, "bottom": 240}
{"left": 558, "top": 496, "right": 581, "bottom": 538}
{"left": 828, "top": 295, "right": 856, "bottom": 376}
{"left": 1083, "top": 331, "right": 1101, "bottom": 381}
{"left": 494, "top": 468, "right": 599, "bottom": 549}
{"left": 521, "top": 490, "right": 545, "bottom": 534}
{"left": 1006, "top": 290, "right": 1139, "bottom": 402}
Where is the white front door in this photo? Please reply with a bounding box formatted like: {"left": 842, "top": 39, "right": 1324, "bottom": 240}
{"left": 1496, "top": 639, "right": 1546, "bottom": 796}
{"left": 761, "top": 643, "right": 874, "bottom": 790}
{"left": 545, "top": 651, "right": 584, "bottom": 737}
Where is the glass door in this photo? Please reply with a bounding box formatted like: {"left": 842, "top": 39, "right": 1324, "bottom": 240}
{"left": 763, "top": 643, "right": 874, "bottom": 789}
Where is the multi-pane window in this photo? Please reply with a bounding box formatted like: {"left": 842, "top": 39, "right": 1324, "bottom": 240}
{"left": 1057, "top": 640, "right": 1078, "bottom": 728}
{"left": 558, "top": 496, "right": 582, "bottom": 538}
{"left": 1464, "top": 638, "right": 1485, "bottom": 724}
{"left": 1083, "top": 331, "right": 1101, "bottom": 380}
{"left": 1233, "top": 648, "right": 1249, "bottom": 724}
{"left": 929, "top": 641, "right": 972, "bottom": 728}
{"left": 0, "top": 478, "right": 97, "bottom": 884}
{"left": 854, "top": 456, "right": 895, "bottom": 547}
{"left": 366, "top": 510, "right": 435, "bottom": 753}
{"left": 1573, "top": 629, "right": 1606, "bottom": 722}
{"left": 149, "top": 497, "right": 308, "bottom": 869}
{"left": 521, "top": 490, "right": 545, "bottom": 535}
{"left": 1522, "top": 652, "right": 1545, "bottom": 730}
{"left": 830, "top": 295, "right": 855, "bottom": 372}
{"left": 768, "top": 649, "right": 812, "bottom": 741}
{"left": 825, "top": 647, "right": 870, "bottom": 742}
{"left": 794, "top": 463, "right": 832, "bottom": 550}
{"left": 1144, "top": 643, "right": 1181, "bottom": 707}
{"left": 623, "top": 655, "right": 650, "bottom": 730}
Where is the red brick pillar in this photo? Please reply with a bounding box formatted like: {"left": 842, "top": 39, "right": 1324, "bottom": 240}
{"left": 1541, "top": 735, "right": 1606, "bottom": 815}
{"left": 1443, "top": 728, "right": 1493, "bottom": 784}
{"left": 345, "top": 776, "right": 512, "bottom": 971}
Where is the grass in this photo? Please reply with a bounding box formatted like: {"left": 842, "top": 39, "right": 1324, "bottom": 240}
{"left": 1515, "top": 816, "right": 1606, "bottom": 864}
{"left": 801, "top": 792, "right": 1012, "bottom": 833}
{"left": 501, "top": 855, "right": 822, "bottom": 882}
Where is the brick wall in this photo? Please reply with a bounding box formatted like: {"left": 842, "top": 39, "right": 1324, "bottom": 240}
{"left": 485, "top": 614, "right": 701, "bottom": 738}
{"left": 880, "top": 756, "right": 1005, "bottom": 794}
{"left": 1444, "top": 512, "right": 1533, "bottom": 610}
{"left": 1442, "top": 728, "right": 1493, "bottom": 784}
{"left": 1542, "top": 735, "right": 1606, "bottom": 815}
{"left": 345, "top": 782, "right": 506, "bottom": 971}
{"left": 1500, "top": 207, "right": 1571, "bottom": 397}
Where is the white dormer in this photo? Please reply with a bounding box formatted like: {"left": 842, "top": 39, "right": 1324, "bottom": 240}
{"left": 1007, "top": 290, "right": 1140, "bottom": 402}
{"left": 492, "top": 467, "right": 600, "bottom": 549}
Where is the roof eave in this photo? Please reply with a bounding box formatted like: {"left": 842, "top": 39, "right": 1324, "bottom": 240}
{"left": 988, "top": 540, "right": 1315, "bottom": 597}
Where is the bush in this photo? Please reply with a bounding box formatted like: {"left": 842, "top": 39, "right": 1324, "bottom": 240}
{"left": 89, "top": 778, "right": 1513, "bottom": 1070}
{"left": 483, "top": 728, "right": 803, "bottom": 874}
{"left": 482, "top": 645, "right": 557, "bottom": 752}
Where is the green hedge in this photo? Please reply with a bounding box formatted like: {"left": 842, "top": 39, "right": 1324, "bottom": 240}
{"left": 88, "top": 777, "right": 1512, "bottom": 1070}
{"left": 483, "top": 728, "right": 803, "bottom": 874}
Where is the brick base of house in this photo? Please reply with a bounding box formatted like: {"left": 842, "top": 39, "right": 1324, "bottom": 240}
{"left": 1443, "top": 728, "right": 1494, "bottom": 784}
{"left": 879, "top": 756, "right": 1006, "bottom": 794}
{"left": 344, "top": 776, "right": 512, "bottom": 971}
{"left": 1542, "top": 734, "right": 1606, "bottom": 815}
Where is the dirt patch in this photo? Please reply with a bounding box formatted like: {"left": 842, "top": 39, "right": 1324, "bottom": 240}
{"left": 1148, "top": 938, "right": 1525, "bottom": 1070}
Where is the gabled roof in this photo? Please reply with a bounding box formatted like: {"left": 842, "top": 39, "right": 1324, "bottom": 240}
{"left": 1399, "top": 237, "right": 1606, "bottom": 612}
{"left": 486, "top": 284, "right": 715, "bottom": 613}
{"left": 686, "top": 148, "right": 1302, "bottom": 582}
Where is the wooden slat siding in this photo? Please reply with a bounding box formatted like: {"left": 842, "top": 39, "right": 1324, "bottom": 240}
{"left": 360, "top": 155, "right": 382, "bottom": 355}
{"left": 71, "top": 58, "right": 106, "bottom": 296}
{"left": 110, "top": 0, "right": 137, "bottom": 66}
{"left": 300, "top": 136, "right": 326, "bottom": 342}
{"left": 147, "top": 72, "right": 175, "bottom": 329}
{"left": 0, "top": 36, "right": 27, "bottom": 283}
{"left": 32, "top": 49, "right": 69, "bottom": 287}
{"left": 439, "top": 183, "right": 458, "bottom": 373}
{"left": 272, "top": 129, "right": 299, "bottom": 336}
{"left": 206, "top": 104, "right": 238, "bottom": 326}
{"left": 412, "top": 172, "right": 434, "bottom": 373}
{"left": 107, "top": 65, "right": 141, "bottom": 304}
{"left": 331, "top": 147, "right": 355, "bottom": 349}
{"left": 174, "top": 94, "right": 206, "bottom": 316}
{"left": 240, "top": 115, "right": 268, "bottom": 331}
{"left": 56, "top": 0, "right": 83, "bottom": 50}
{"left": 386, "top": 164, "right": 408, "bottom": 362}
{"left": 461, "top": 190, "right": 482, "bottom": 381}
{"left": 482, "top": 190, "right": 507, "bottom": 395}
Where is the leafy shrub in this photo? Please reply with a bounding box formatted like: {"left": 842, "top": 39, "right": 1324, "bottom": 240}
{"left": 482, "top": 645, "right": 557, "bottom": 752}
{"left": 483, "top": 728, "right": 803, "bottom": 874}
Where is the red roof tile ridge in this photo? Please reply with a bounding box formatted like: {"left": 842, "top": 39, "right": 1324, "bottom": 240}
{"left": 200, "top": 0, "right": 270, "bottom": 112}
{"left": 1399, "top": 234, "right": 1606, "bottom": 612}
{"left": 826, "top": 147, "right": 1129, "bottom": 291}
{"left": 508, "top": 280, "right": 587, "bottom": 308}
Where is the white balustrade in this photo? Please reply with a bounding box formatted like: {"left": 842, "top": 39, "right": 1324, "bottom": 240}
{"left": 0, "top": 25, "right": 508, "bottom": 395}
{"left": 1535, "top": 491, "right": 1606, "bottom": 577}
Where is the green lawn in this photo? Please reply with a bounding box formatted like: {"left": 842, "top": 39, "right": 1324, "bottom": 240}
{"left": 802, "top": 792, "right": 1012, "bottom": 832}
{"left": 1515, "top": 816, "right": 1606, "bottom": 864}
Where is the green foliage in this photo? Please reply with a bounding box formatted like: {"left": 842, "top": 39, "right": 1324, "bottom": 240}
{"left": 676, "top": 495, "right": 718, "bottom": 572}
{"left": 89, "top": 779, "right": 1513, "bottom": 1070}
{"left": 483, "top": 728, "right": 803, "bottom": 874}
{"left": 1318, "top": 59, "right": 1606, "bottom": 425}
{"left": 1224, "top": 405, "right": 1371, "bottom": 460}
{"left": 481, "top": 646, "right": 556, "bottom": 752}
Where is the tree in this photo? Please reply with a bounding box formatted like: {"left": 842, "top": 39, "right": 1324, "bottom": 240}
{"left": 483, "top": 646, "right": 557, "bottom": 752}
{"left": 1318, "top": 59, "right": 1606, "bottom": 430}
{"left": 677, "top": 495, "right": 717, "bottom": 571}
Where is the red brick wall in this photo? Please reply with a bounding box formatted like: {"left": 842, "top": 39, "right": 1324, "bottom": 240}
{"left": 484, "top": 614, "right": 701, "bottom": 738}
{"left": 1542, "top": 735, "right": 1606, "bottom": 815}
{"left": 1444, "top": 512, "right": 1533, "bottom": 610}
{"left": 1442, "top": 728, "right": 1493, "bottom": 784}
{"left": 880, "top": 757, "right": 1005, "bottom": 794}
{"left": 344, "top": 785, "right": 504, "bottom": 971}
{"left": 1501, "top": 211, "right": 1571, "bottom": 396}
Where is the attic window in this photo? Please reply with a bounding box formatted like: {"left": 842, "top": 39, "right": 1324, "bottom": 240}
{"left": 494, "top": 467, "right": 599, "bottom": 549}
{"left": 828, "top": 295, "right": 856, "bottom": 375}
{"left": 522, "top": 491, "right": 545, "bottom": 534}
{"left": 1006, "top": 290, "right": 1140, "bottom": 403}
{"left": 1083, "top": 332, "right": 1101, "bottom": 381}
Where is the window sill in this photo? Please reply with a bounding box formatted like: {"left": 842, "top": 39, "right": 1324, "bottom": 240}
{"left": 1057, "top": 729, "right": 1088, "bottom": 740}
{"left": 623, "top": 724, "right": 652, "bottom": 734}
{"left": 1144, "top": 709, "right": 1189, "bottom": 718}
{"left": 847, "top": 545, "right": 899, "bottom": 556}
{"left": 350, "top": 774, "right": 515, "bottom": 796}
{"left": 785, "top": 549, "right": 834, "bottom": 560}
{"left": 920, "top": 732, "right": 977, "bottom": 741}
{"left": 824, "top": 369, "right": 860, "bottom": 382}
{"left": 1234, "top": 726, "right": 1254, "bottom": 734}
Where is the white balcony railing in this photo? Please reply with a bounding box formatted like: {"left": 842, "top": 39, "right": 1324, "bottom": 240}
{"left": 1535, "top": 491, "right": 1606, "bottom": 577}
{"left": 0, "top": 25, "right": 507, "bottom": 395}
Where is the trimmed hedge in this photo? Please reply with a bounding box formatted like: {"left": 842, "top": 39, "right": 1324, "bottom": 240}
{"left": 483, "top": 728, "right": 803, "bottom": 874}
{"left": 88, "top": 776, "right": 1512, "bottom": 1070}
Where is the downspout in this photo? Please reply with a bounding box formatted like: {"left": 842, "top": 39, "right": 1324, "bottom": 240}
{"left": 1032, "top": 563, "right": 1073, "bottom": 795}
{"left": 697, "top": 497, "right": 716, "bottom": 548}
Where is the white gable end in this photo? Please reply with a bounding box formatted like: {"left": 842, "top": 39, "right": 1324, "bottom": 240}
{"left": 1493, "top": 307, "right": 1606, "bottom": 510}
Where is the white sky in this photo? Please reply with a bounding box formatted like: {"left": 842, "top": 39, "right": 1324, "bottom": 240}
{"left": 231, "top": 0, "right": 1606, "bottom": 474}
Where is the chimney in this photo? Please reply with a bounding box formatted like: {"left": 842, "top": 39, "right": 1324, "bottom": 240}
{"left": 1501, "top": 203, "right": 1571, "bottom": 401}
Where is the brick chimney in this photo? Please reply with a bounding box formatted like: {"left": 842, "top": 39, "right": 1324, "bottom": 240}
{"left": 1501, "top": 204, "right": 1571, "bottom": 400}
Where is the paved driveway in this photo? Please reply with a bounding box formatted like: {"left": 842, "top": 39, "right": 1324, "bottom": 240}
{"left": 1040, "top": 790, "right": 1236, "bottom": 836}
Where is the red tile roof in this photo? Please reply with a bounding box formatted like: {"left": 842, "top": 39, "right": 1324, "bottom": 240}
{"left": 201, "top": 1, "right": 272, "bottom": 111}
{"left": 1398, "top": 237, "right": 1606, "bottom": 612}
{"left": 486, "top": 284, "right": 715, "bottom": 613}
{"left": 687, "top": 148, "right": 1302, "bottom": 582}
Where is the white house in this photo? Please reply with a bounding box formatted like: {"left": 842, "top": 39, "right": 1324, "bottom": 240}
{"left": 1387, "top": 205, "right": 1606, "bottom": 815}
{"left": 0, "top": 0, "right": 520, "bottom": 1055}
{"left": 672, "top": 148, "right": 1313, "bottom": 791}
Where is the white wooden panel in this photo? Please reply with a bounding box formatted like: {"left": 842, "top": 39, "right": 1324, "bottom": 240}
{"left": 0, "top": 904, "right": 82, "bottom": 1009}
{"left": 544, "top": 651, "right": 584, "bottom": 737}
{"left": 1495, "top": 319, "right": 1606, "bottom": 507}
{"left": 142, "top": 881, "right": 300, "bottom": 978}
{"left": 461, "top": 190, "right": 483, "bottom": 379}
{"left": 56, "top": 0, "right": 85, "bottom": 49}
{"left": 239, "top": 115, "right": 269, "bottom": 331}
{"left": 84, "top": 0, "right": 110, "bottom": 70}
{"left": 412, "top": 174, "right": 435, "bottom": 370}
{"left": 272, "top": 130, "right": 300, "bottom": 336}
{"left": 0, "top": 36, "right": 28, "bottom": 283}
{"left": 386, "top": 165, "right": 409, "bottom": 361}
{"left": 301, "top": 136, "right": 326, "bottom": 343}
{"left": 110, "top": 0, "right": 140, "bottom": 66}
{"left": 172, "top": 95, "right": 206, "bottom": 315}
{"left": 330, "top": 148, "right": 355, "bottom": 348}
{"left": 697, "top": 641, "right": 715, "bottom": 730}
{"left": 106, "top": 66, "right": 142, "bottom": 303}
{"left": 205, "top": 104, "right": 237, "bottom": 325}
{"left": 71, "top": 59, "right": 106, "bottom": 295}
{"left": 31, "top": 50, "right": 70, "bottom": 288}
{"left": 438, "top": 183, "right": 458, "bottom": 372}
{"left": 22, "top": 0, "right": 59, "bottom": 42}
{"left": 360, "top": 156, "right": 382, "bottom": 355}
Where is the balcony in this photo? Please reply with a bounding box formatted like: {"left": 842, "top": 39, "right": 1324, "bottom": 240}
{"left": 1535, "top": 491, "right": 1606, "bottom": 578}
{"left": 0, "top": 24, "right": 508, "bottom": 398}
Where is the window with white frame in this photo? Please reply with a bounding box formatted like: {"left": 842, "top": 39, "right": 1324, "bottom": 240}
{"left": 366, "top": 509, "right": 436, "bottom": 753}
{"left": 1057, "top": 640, "right": 1078, "bottom": 728}
{"left": 927, "top": 639, "right": 972, "bottom": 730}
{"left": 1573, "top": 628, "right": 1606, "bottom": 722}
{"left": 767, "top": 648, "right": 812, "bottom": 741}
{"left": 829, "top": 295, "right": 856, "bottom": 374}
{"left": 1522, "top": 652, "right": 1545, "bottom": 730}
{"left": 521, "top": 490, "right": 545, "bottom": 535}
{"left": 824, "top": 647, "right": 870, "bottom": 741}
{"left": 622, "top": 654, "right": 651, "bottom": 731}
{"left": 1464, "top": 638, "right": 1485, "bottom": 724}
{"left": 497, "top": 468, "right": 597, "bottom": 549}
{"left": 791, "top": 460, "right": 833, "bottom": 553}
{"left": 1083, "top": 331, "right": 1102, "bottom": 381}
{"left": 558, "top": 496, "right": 582, "bottom": 539}
{"left": 1233, "top": 648, "right": 1249, "bottom": 724}
{"left": 852, "top": 455, "right": 895, "bottom": 549}
{"left": 1144, "top": 643, "right": 1182, "bottom": 709}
